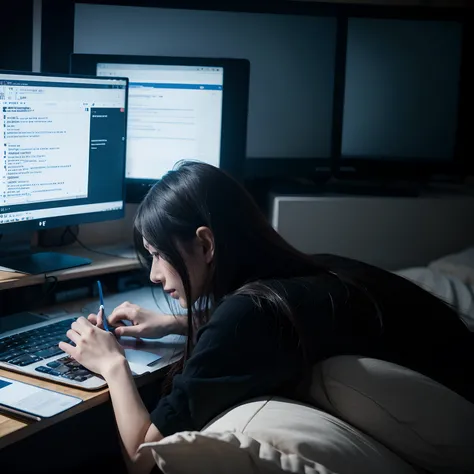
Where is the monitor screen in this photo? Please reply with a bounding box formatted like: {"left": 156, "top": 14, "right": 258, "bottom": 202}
{"left": 97, "top": 63, "right": 223, "bottom": 181}
{"left": 341, "top": 18, "right": 463, "bottom": 163}
{"left": 0, "top": 72, "right": 128, "bottom": 233}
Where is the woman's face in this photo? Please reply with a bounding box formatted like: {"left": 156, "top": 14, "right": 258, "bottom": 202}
{"left": 143, "top": 231, "right": 213, "bottom": 308}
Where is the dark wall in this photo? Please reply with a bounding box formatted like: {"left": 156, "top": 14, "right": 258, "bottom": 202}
{"left": 41, "top": 0, "right": 75, "bottom": 74}
{"left": 0, "top": 1, "right": 33, "bottom": 71}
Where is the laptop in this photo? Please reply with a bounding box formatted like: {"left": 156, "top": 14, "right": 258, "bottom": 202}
{"left": 0, "top": 311, "right": 185, "bottom": 390}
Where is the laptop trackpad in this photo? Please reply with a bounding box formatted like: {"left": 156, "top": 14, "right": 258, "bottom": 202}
{"left": 124, "top": 349, "right": 162, "bottom": 368}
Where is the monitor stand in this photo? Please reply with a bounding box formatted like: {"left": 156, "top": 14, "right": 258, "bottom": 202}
{"left": 0, "top": 232, "right": 92, "bottom": 275}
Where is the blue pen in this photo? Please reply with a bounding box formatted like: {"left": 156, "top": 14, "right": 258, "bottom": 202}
{"left": 97, "top": 280, "right": 110, "bottom": 332}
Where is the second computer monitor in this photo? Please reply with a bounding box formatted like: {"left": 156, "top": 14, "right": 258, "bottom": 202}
{"left": 100, "top": 63, "right": 222, "bottom": 181}
{"left": 71, "top": 54, "right": 250, "bottom": 202}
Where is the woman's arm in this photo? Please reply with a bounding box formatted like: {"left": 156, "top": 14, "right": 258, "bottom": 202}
{"left": 59, "top": 317, "right": 164, "bottom": 474}
{"left": 103, "top": 357, "right": 163, "bottom": 474}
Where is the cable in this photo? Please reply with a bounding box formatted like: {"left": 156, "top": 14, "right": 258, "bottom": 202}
{"left": 65, "top": 226, "right": 132, "bottom": 258}
{"left": 43, "top": 275, "right": 58, "bottom": 297}
{"left": 29, "top": 274, "right": 59, "bottom": 309}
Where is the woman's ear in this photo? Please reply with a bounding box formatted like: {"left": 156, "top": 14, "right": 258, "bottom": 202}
{"left": 195, "top": 226, "right": 215, "bottom": 264}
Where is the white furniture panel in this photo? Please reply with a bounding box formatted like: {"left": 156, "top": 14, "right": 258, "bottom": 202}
{"left": 271, "top": 194, "right": 474, "bottom": 270}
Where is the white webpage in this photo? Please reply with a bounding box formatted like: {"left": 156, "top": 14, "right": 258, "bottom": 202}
{"left": 97, "top": 64, "right": 224, "bottom": 180}
{"left": 0, "top": 86, "right": 91, "bottom": 206}
{"left": 0, "top": 76, "right": 124, "bottom": 208}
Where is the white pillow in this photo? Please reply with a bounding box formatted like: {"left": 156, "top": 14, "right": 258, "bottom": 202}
{"left": 140, "top": 397, "right": 416, "bottom": 474}
{"left": 309, "top": 356, "right": 474, "bottom": 474}
{"left": 139, "top": 430, "right": 337, "bottom": 474}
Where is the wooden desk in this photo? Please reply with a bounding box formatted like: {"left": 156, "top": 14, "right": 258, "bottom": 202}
{"left": 0, "top": 251, "right": 178, "bottom": 451}
{"left": 0, "top": 366, "right": 174, "bottom": 451}
{"left": 0, "top": 247, "right": 140, "bottom": 291}
{"left": 0, "top": 322, "right": 180, "bottom": 450}
{"left": 0, "top": 367, "right": 110, "bottom": 450}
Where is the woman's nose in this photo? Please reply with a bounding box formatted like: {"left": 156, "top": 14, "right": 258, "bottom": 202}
{"left": 150, "top": 261, "right": 162, "bottom": 284}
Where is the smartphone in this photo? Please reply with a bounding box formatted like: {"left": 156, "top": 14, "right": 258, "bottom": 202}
{"left": 0, "top": 376, "right": 82, "bottom": 421}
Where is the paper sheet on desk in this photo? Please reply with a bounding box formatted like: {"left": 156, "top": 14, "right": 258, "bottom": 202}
{"left": 0, "top": 266, "right": 16, "bottom": 272}
{"left": 0, "top": 270, "right": 26, "bottom": 282}
{"left": 0, "top": 266, "right": 25, "bottom": 275}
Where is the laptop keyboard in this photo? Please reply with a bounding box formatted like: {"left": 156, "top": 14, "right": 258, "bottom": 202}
{"left": 35, "top": 355, "right": 94, "bottom": 382}
{"left": 0, "top": 318, "right": 95, "bottom": 383}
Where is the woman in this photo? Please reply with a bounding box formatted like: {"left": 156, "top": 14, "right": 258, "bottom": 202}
{"left": 59, "top": 162, "right": 473, "bottom": 474}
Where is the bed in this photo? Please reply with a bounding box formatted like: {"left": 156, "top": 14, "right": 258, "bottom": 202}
{"left": 395, "top": 246, "right": 474, "bottom": 330}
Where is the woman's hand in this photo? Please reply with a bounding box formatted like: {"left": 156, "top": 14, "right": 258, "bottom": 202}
{"left": 88, "top": 301, "right": 187, "bottom": 339}
{"left": 59, "top": 316, "right": 125, "bottom": 377}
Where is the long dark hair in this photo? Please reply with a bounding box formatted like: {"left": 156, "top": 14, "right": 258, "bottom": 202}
{"left": 134, "top": 161, "right": 376, "bottom": 364}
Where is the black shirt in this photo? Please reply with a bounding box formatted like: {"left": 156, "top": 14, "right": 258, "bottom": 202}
{"left": 151, "top": 254, "right": 473, "bottom": 437}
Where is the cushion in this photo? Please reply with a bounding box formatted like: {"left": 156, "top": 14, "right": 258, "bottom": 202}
{"left": 140, "top": 397, "right": 416, "bottom": 474}
{"left": 309, "top": 356, "right": 474, "bottom": 474}
{"left": 139, "top": 430, "right": 337, "bottom": 474}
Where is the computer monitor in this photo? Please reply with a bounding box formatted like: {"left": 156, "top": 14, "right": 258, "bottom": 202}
{"left": 0, "top": 70, "right": 128, "bottom": 274}
{"left": 70, "top": 54, "right": 249, "bottom": 202}
{"left": 338, "top": 17, "right": 464, "bottom": 180}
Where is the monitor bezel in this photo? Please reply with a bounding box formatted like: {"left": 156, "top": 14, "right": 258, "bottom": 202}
{"left": 70, "top": 53, "right": 250, "bottom": 203}
{"left": 0, "top": 69, "right": 129, "bottom": 235}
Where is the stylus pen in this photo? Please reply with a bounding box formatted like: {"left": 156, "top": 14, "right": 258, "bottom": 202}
{"left": 97, "top": 280, "right": 110, "bottom": 332}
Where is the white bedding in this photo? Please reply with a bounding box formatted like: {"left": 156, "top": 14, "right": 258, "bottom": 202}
{"left": 429, "top": 247, "right": 474, "bottom": 286}
{"left": 395, "top": 247, "right": 474, "bottom": 331}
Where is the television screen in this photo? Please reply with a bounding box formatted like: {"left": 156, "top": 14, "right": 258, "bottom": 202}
{"left": 342, "top": 18, "right": 463, "bottom": 162}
